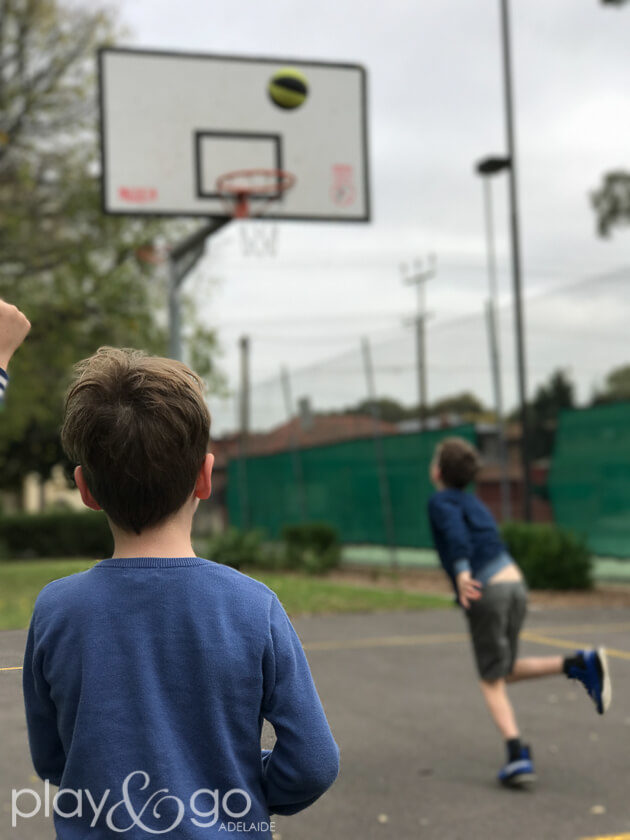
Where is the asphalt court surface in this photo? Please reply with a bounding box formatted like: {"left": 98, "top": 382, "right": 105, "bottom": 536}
{"left": 2, "top": 606, "right": 630, "bottom": 839}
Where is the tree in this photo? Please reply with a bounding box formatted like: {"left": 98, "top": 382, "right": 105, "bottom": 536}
{"left": 428, "top": 392, "right": 486, "bottom": 419}
{"left": 0, "top": 0, "right": 223, "bottom": 495}
{"left": 342, "top": 391, "right": 487, "bottom": 424}
{"left": 343, "top": 398, "right": 409, "bottom": 423}
{"left": 592, "top": 363, "right": 630, "bottom": 404}
{"left": 510, "top": 369, "right": 575, "bottom": 459}
{"left": 1, "top": 1, "right": 114, "bottom": 277}
{"left": 591, "top": 1, "right": 629, "bottom": 233}
{"left": 591, "top": 172, "right": 630, "bottom": 237}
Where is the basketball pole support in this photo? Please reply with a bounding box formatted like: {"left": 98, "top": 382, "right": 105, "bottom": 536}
{"left": 167, "top": 217, "right": 230, "bottom": 361}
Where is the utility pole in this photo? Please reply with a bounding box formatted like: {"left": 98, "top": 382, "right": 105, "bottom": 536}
{"left": 361, "top": 337, "right": 397, "bottom": 570}
{"left": 238, "top": 335, "right": 251, "bottom": 529}
{"left": 280, "top": 366, "right": 308, "bottom": 520}
{"left": 400, "top": 255, "right": 436, "bottom": 431}
{"left": 239, "top": 336, "right": 250, "bottom": 439}
{"left": 500, "top": 0, "right": 532, "bottom": 520}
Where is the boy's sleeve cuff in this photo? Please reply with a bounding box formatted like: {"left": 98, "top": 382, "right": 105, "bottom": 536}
{"left": 453, "top": 558, "right": 471, "bottom": 576}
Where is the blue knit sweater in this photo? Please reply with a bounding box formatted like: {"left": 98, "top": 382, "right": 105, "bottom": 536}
{"left": 428, "top": 489, "right": 510, "bottom": 597}
{"left": 23, "top": 557, "right": 339, "bottom": 839}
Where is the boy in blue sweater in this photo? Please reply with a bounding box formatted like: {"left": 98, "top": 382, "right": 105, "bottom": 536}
{"left": 428, "top": 437, "right": 611, "bottom": 787}
{"left": 22, "top": 347, "right": 339, "bottom": 839}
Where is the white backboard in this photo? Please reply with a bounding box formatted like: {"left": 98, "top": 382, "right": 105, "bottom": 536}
{"left": 98, "top": 48, "right": 370, "bottom": 222}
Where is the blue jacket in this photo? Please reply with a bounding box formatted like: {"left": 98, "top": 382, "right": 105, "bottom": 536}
{"left": 23, "top": 557, "right": 339, "bottom": 839}
{"left": 428, "top": 489, "right": 508, "bottom": 596}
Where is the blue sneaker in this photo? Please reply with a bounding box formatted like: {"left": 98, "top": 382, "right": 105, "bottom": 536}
{"left": 498, "top": 745, "right": 536, "bottom": 788}
{"left": 566, "top": 648, "right": 611, "bottom": 714}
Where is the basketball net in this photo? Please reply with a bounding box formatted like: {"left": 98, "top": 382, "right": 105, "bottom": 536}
{"left": 216, "top": 168, "right": 295, "bottom": 258}
{"left": 238, "top": 222, "right": 278, "bottom": 257}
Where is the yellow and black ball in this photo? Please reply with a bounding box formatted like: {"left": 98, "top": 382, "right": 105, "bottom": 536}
{"left": 268, "top": 68, "right": 308, "bottom": 110}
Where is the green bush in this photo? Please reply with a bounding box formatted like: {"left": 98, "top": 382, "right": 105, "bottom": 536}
{"left": 0, "top": 511, "right": 112, "bottom": 560}
{"left": 202, "top": 528, "right": 283, "bottom": 571}
{"left": 281, "top": 523, "right": 341, "bottom": 575}
{"left": 500, "top": 522, "right": 592, "bottom": 590}
{"left": 200, "top": 523, "right": 342, "bottom": 576}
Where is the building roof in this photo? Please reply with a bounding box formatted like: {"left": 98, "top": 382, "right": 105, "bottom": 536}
{"left": 211, "top": 413, "right": 398, "bottom": 468}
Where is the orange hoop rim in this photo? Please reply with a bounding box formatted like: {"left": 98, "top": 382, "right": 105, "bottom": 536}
{"left": 215, "top": 168, "right": 296, "bottom": 218}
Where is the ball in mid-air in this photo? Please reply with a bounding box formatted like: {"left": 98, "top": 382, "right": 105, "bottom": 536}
{"left": 268, "top": 68, "right": 309, "bottom": 110}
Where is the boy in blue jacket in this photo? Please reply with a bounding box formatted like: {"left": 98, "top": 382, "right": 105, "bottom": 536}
{"left": 23, "top": 347, "right": 339, "bottom": 839}
{"left": 428, "top": 437, "right": 611, "bottom": 787}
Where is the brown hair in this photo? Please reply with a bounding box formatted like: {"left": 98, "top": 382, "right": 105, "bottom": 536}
{"left": 435, "top": 437, "right": 481, "bottom": 489}
{"left": 61, "top": 347, "right": 210, "bottom": 534}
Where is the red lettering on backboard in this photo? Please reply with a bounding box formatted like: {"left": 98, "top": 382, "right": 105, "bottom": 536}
{"left": 330, "top": 165, "right": 356, "bottom": 207}
{"left": 118, "top": 187, "right": 159, "bottom": 203}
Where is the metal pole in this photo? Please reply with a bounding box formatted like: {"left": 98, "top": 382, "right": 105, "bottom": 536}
{"left": 167, "top": 218, "right": 229, "bottom": 362}
{"left": 239, "top": 336, "right": 250, "bottom": 439}
{"left": 401, "top": 257, "right": 436, "bottom": 431}
{"left": 416, "top": 277, "right": 427, "bottom": 431}
{"left": 485, "top": 300, "right": 512, "bottom": 522}
{"left": 280, "top": 366, "right": 308, "bottom": 521}
{"left": 482, "top": 178, "right": 499, "bottom": 308}
{"left": 238, "top": 335, "right": 251, "bottom": 529}
{"left": 168, "top": 261, "right": 182, "bottom": 361}
{"left": 500, "top": 0, "right": 532, "bottom": 521}
{"left": 482, "top": 178, "right": 511, "bottom": 521}
{"left": 361, "top": 337, "right": 398, "bottom": 570}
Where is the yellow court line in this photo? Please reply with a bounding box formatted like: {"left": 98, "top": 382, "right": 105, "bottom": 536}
{"left": 521, "top": 632, "right": 630, "bottom": 661}
{"left": 531, "top": 622, "right": 630, "bottom": 636}
{"left": 580, "top": 834, "right": 630, "bottom": 840}
{"left": 3, "top": 620, "right": 630, "bottom": 668}
{"left": 305, "top": 632, "right": 469, "bottom": 652}
{"left": 306, "top": 621, "right": 630, "bottom": 656}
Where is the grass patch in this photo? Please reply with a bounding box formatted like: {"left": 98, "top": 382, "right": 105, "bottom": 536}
{"left": 0, "top": 559, "right": 97, "bottom": 631}
{"left": 253, "top": 573, "right": 451, "bottom": 615}
{"left": 0, "top": 559, "right": 451, "bottom": 631}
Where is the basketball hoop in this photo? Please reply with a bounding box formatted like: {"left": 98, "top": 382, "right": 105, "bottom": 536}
{"left": 215, "top": 168, "right": 296, "bottom": 219}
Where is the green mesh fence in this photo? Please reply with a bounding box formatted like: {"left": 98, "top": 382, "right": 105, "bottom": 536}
{"left": 550, "top": 401, "right": 630, "bottom": 558}
{"left": 227, "top": 425, "right": 475, "bottom": 547}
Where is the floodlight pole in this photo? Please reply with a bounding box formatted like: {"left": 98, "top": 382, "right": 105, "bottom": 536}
{"left": 167, "top": 217, "right": 229, "bottom": 361}
{"left": 475, "top": 167, "right": 512, "bottom": 522}
{"left": 500, "top": 0, "right": 532, "bottom": 521}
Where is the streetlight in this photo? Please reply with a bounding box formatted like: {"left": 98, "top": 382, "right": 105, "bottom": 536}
{"left": 475, "top": 155, "right": 511, "bottom": 522}
{"left": 498, "top": 0, "right": 532, "bottom": 521}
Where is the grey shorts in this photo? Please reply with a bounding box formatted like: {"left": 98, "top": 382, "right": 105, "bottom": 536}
{"left": 464, "top": 581, "right": 528, "bottom": 681}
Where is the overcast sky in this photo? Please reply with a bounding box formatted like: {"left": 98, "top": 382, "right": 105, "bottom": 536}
{"left": 115, "top": 0, "right": 630, "bottom": 433}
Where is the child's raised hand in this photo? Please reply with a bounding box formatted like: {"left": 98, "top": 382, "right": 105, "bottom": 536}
{"left": 0, "top": 300, "right": 31, "bottom": 370}
{"left": 456, "top": 570, "right": 483, "bottom": 610}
